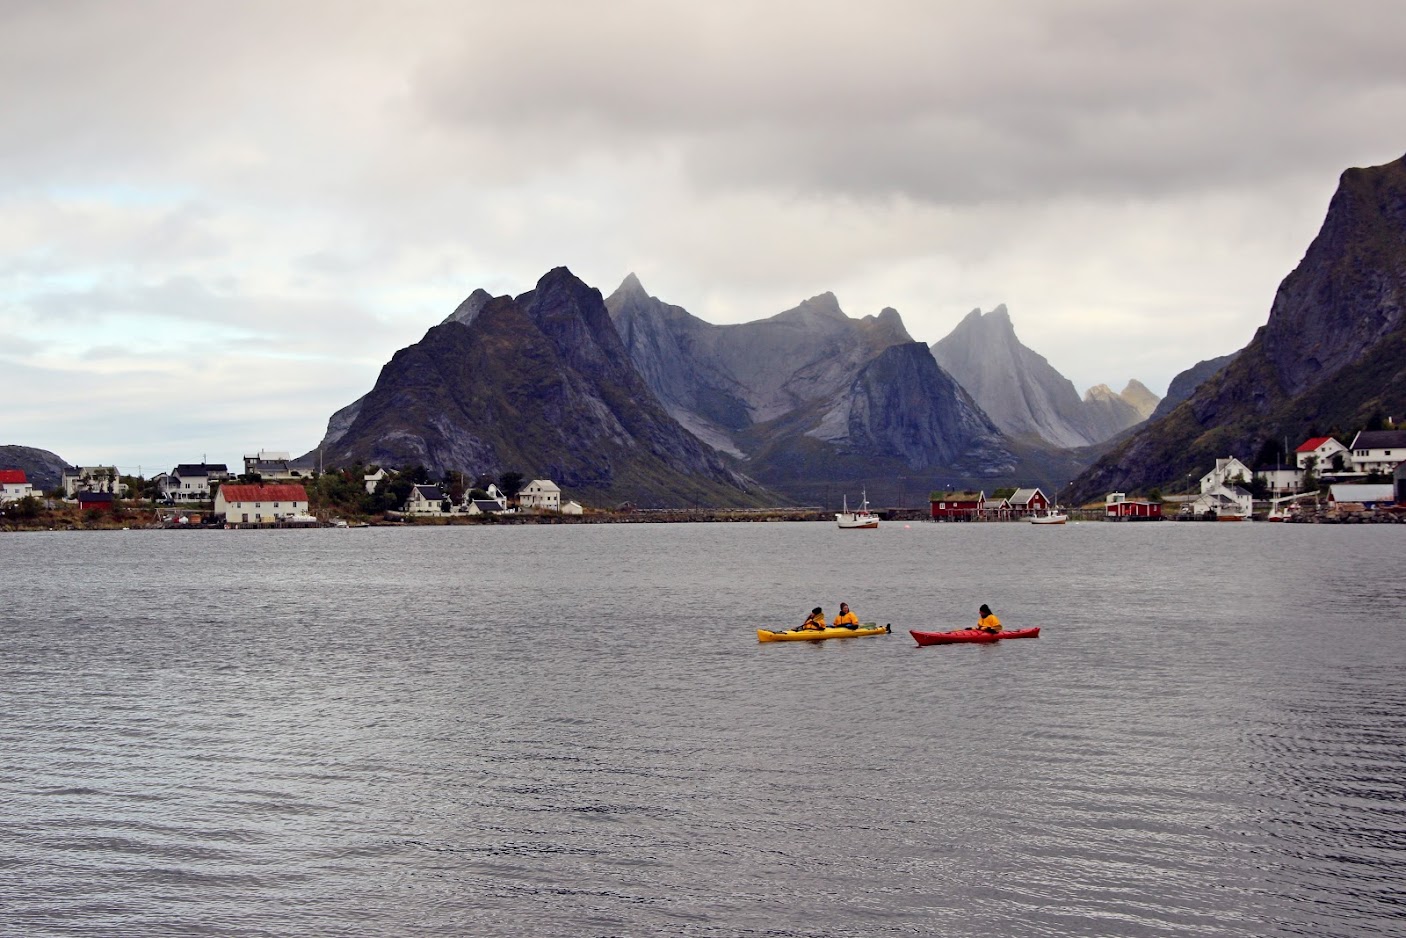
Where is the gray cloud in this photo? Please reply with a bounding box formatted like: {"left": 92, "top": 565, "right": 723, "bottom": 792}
{"left": 2, "top": 0, "right": 1404, "bottom": 465}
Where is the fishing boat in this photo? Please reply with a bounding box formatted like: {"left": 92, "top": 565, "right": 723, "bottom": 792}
{"left": 1028, "top": 511, "right": 1067, "bottom": 525}
{"left": 836, "top": 490, "right": 879, "bottom": 529}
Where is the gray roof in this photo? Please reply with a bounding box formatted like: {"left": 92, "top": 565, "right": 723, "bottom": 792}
{"left": 1350, "top": 430, "right": 1406, "bottom": 450}
{"left": 471, "top": 499, "right": 505, "bottom": 512}
{"left": 413, "top": 485, "right": 445, "bottom": 499}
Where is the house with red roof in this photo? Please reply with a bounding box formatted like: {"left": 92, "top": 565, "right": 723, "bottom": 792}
{"left": 0, "top": 469, "right": 34, "bottom": 503}
{"left": 214, "top": 484, "right": 309, "bottom": 525}
{"left": 1295, "top": 436, "right": 1349, "bottom": 474}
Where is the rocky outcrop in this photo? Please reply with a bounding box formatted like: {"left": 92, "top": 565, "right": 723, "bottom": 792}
{"left": 320, "top": 268, "right": 769, "bottom": 507}
{"left": 930, "top": 305, "right": 1158, "bottom": 446}
{"left": 1119, "top": 380, "right": 1160, "bottom": 420}
{"left": 1148, "top": 352, "right": 1238, "bottom": 422}
{"left": 1070, "top": 153, "right": 1406, "bottom": 502}
{"left": 0, "top": 445, "right": 69, "bottom": 492}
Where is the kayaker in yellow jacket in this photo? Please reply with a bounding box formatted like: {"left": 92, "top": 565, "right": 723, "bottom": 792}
{"left": 976, "top": 604, "right": 1002, "bottom": 634}
{"left": 799, "top": 607, "right": 827, "bottom": 631}
{"left": 832, "top": 602, "right": 860, "bottom": 629}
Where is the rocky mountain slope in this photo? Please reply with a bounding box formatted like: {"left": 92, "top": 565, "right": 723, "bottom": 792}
{"left": 1147, "top": 352, "right": 1238, "bottom": 422}
{"left": 930, "top": 306, "right": 1159, "bottom": 446}
{"left": 317, "top": 268, "right": 769, "bottom": 508}
{"left": 608, "top": 276, "right": 1021, "bottom": 504}
{"left": 0, "top": 445, "right": 69, "bottom": 492}
{"left": 1070, "top": 153, "right": 1406, "bottom": 501}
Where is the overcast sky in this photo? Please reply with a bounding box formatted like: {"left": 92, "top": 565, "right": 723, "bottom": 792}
{"left": 4, "top": 1, "right": 1406, "bottom": 474}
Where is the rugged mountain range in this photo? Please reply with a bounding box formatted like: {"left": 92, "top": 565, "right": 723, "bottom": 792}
{"left": 1070, "top": 153, "right": 1406, "bottom": 502}
{"left": 0, "top": 445, "right": 68, "bottom": 492}
{"left": 929, "top": 305, "right": 1159, "bottom": 447}
{"left": 315, "top": 268, "right": 768, "bottom": 508}
{"left": 607, "top": 275, "right": 1025, "bottom": 504}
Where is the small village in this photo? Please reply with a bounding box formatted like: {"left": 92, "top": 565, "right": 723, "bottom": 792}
{"left": 930, "top": 429, "right": 1406, "bottom": 523}
{"left": 3, "top": 430, "right": 1406, "bottom": 530}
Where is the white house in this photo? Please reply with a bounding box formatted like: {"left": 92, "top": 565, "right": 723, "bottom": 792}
{"left": 1295, "top": 436, "right": 1350, "bottom": 474}
{"left": 519, "top": 479, "right": 561, "bottom": 511}
{"left": 364, "top": 468, "right": 388, "bottom": 494}
{"left": 561, "top": 499, "right": 584, "bottom": 516}
{"left": 405, "top": 484, "right": 448, "bottom": 515}
{"left": 160, "top": 463, "right": 230, "bottom": 502}
{"left": 242, "top": 450, "right": 309, "bottom": 480}
{"left": 62, "top": 465, "right": 126, "bottom": 498}
{"left": 1200, "top": 457, "right": 1253, "bottom": 493}
{"left": 1348, "top": 430, "right": 1406, "bottom": 475}
{"left": 1254, "top": 463, "right": 1303, "bottom": 495}
{"left": 214, "top": 483, "right": 309, "bottom": 524}
{"left": 1189, "top": 486, "right": 1254, "bottom": 518}
{"left": 0, "top": 469, "right": 34, "bottom": 503}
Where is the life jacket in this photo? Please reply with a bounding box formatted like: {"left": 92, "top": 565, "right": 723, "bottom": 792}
{"left": 977, "top": 613, "right": 1002, "bottom": 633}
{"left": 833, "top": 611, "right": 859, "bottom": 627}
{"left": 799, "top": 614, "right": 827, "bottom": 630}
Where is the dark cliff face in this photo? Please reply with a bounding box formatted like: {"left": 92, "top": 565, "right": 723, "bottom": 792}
{"left": 1148, "top": 352, "right": 1238, "bottom": 422}
{"left": 1070, "top": 154, "right": 1406, "bottom": 502}
{"left": 323, "top": 267, "right": 768, "bottom": 507}
{"left": 845, "top": 343, "right": 1012, "bottom": 470}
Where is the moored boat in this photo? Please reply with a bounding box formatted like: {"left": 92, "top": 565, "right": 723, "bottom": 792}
{"left": 836, "top": 490, "right": 879, "bottom": 529}
{"left": 1028, "top": 512, "right": 1067, "bottom": 525}
{"left": 909, "top": 626, "right": 1040, "bottom": 646}
{"left": 758, "top": 623, "right": 890, "bottom": 642}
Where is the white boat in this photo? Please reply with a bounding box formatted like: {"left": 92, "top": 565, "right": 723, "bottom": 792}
{"left": 836, "top": 490, "right": 879, "bottom": 529}
{"left": 1028, "top": 511, "right": 1068, "bottom": 525}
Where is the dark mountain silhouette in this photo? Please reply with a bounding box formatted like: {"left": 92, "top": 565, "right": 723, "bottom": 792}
{"left": 317, "top": 268, "right": 769, "bottom": 508}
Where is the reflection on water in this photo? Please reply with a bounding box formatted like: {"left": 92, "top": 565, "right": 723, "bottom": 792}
{"left": 1, "top": 523, "right": 1403, "bottom": 936}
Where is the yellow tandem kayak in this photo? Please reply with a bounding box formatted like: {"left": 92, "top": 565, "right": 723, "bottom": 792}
{"left": 757, "top": 623, "right": 891, "bottom": 643}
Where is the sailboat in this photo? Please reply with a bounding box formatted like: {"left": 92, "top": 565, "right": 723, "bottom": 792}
{"left": 836, "top": 490, "right": 879, "bottom": 529}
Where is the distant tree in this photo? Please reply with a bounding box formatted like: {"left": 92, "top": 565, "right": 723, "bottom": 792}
{"left": 446, "top": 471, "right": 467, "bottom": 503}
{"left": 1366, "top": 412, "right": 1387, "bottom": 432}
{"left": 992, "top": 486, "right": 1016, "bottom": 500}
{"left": 13, "top": 495, "right": 41, "bottom": 520}
{"left": 1146, "top": 487, "right": 1164, "bottom": 503}
{"left": 498, "top": 471, "right": 526, "bottom": 500}
{"left": 1330, "top": 453, "right": 1346, "bottom": 472}
{"left": 1247, "top": 475, "right": 1270, "bottom": 499}
{"left": 405, "top": 464, "right": 431, "bottom": 485}
{"left": 1253, "top": 438, "right": 1282, "bottom": 468}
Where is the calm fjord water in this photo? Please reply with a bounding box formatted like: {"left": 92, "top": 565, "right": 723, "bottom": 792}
{"left": 1, "top": 522, "right": 1403, "bottom": 937}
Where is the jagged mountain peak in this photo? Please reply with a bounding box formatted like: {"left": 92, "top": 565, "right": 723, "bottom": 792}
{"left": 442, "top": 288, "right": 496, "bottom": 326}
{"left": 775, "top": 291, "right": 847, "bottom": 324}
{"left": 1083, "top": 384, "right": 1117, "bottom": 402}
{"left": 1120, "top": 379, "right": 1160, "bottom": 419}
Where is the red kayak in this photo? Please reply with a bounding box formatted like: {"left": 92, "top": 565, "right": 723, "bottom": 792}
{"left": 909, "top": 627, "right": 1040, "bottom": 646}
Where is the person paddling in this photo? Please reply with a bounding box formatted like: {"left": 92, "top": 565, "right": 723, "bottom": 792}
{"left": 799, "top": 607, "right": 827, "bottom": 631}
{"left": 976, "top": 603, "right": 1002, "bottom": 634}
{"left": 832, "top": 602, "right": 860, "bottom": 629}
